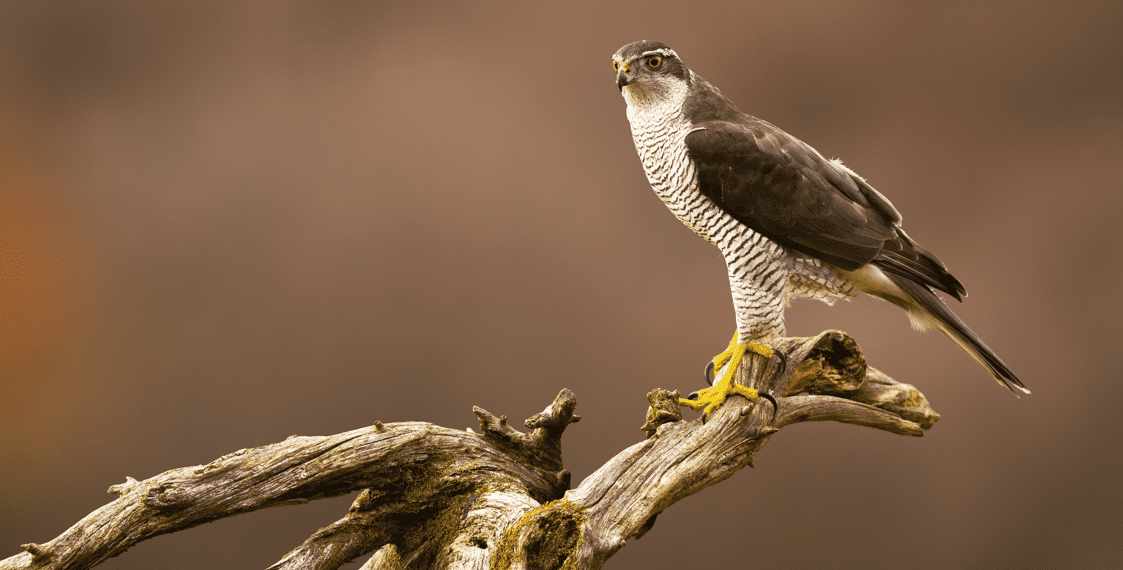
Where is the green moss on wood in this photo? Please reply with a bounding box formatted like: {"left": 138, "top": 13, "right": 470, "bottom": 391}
{"left": 490, "top": 499, "right": 586, "bottom": 570}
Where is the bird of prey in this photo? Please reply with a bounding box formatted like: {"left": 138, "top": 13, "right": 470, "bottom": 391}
{"left": 611, "top": 40, "right": 1027, "bottom": 415}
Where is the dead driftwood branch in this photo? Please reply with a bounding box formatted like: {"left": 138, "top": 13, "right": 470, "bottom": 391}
{"left": 1, "top": 330, "right": 939, "bottom": 570}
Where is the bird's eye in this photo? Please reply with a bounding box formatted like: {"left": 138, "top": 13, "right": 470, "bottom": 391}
{"left": 612, "top": 61, "right": 618, "bottom": 71}
{"left": 647, "top": 56, "right": 662, "bottom": 69}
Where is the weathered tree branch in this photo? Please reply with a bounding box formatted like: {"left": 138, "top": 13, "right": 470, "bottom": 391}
{"left": 1, "top": 331, "right": 938, "bottom": 570}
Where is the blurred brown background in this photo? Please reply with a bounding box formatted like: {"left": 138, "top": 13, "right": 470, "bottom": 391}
{"left": 2, "top": 1, "right": 1121, "bottom": 568}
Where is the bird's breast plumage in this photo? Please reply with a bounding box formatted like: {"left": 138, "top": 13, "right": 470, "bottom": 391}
{"left": 628, "top": 111, "right": 714, "bottom": 241}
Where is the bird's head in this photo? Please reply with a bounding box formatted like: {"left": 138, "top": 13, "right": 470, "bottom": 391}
{"left": 612, "top": 41, "right": 690, "bottom": 110}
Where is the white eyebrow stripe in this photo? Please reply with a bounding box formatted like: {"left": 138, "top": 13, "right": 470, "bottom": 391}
{"left": 627, "top": 48, "right": 679, "bottom": 64}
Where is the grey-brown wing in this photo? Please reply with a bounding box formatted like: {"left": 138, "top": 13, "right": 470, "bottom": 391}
{"left": 685, "top": 119, "right": 965, "bottom": 299}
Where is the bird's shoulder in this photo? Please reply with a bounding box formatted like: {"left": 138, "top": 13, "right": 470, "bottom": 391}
{"left": 684, "top": 118, "right": 901, "bottom": 225}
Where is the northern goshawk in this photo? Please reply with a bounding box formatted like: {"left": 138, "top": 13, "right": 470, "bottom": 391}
{"left": 611, "top": 40, "right": 1027, "bottom": 415}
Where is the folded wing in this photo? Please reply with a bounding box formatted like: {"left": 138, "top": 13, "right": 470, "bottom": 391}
{"left": 685, "top": 119, "right": 966, "bottom": 300}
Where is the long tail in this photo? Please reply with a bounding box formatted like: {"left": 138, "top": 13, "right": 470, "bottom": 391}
{"left": 889, "top": 274, "right": 1029, "bottom": 395}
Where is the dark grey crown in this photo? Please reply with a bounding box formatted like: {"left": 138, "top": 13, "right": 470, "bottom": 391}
{"left": 613, "top": 40, "right": 675, "bottom": 61}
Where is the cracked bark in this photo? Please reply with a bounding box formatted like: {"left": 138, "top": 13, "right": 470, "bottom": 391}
{"left": 1, "top": 330, "right": 939, "bottom": 570}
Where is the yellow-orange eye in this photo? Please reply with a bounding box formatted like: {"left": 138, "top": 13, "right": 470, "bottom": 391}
{"left": 612, "top": 61, "right": 618, "bottom": 71}
{"left": 647, "top": 56, "right": 662, "bottom": 69}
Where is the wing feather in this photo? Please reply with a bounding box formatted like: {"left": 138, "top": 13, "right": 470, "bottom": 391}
{"left": 685, "top": 119, "right": 966, "bottom": 300}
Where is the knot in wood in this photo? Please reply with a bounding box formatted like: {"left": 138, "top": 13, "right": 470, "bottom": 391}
{"left": 145, "top": 484, "right": 191, "bottom": 511}
{"left": 20, "top": 543, "right": 49, "bottom": 559}
{"left": 642, "top": 388, "right": 683, "bottom": 437}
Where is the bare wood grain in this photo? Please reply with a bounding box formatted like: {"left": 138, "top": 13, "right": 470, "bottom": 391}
{"left": 1, "top": 332, "right": 938, "bottom": 570}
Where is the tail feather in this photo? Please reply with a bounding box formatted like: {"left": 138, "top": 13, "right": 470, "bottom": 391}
{"left": 889, "top": 275, "right": 1029, "bottom": 395}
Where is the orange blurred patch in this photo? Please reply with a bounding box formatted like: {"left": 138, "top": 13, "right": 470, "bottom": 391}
{"left": 0, "top": 120, "right": 104, "bottom": 446}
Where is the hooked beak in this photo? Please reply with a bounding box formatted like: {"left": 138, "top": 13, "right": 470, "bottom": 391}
{"left": 617, "top": 74, "right": 632, "bottom": 91}
{"left": 616, "top": 61, "right": 632, "bottom": 92}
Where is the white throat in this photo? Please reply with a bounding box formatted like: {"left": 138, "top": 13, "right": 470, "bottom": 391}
{"left": 622, "top": 76, "right": 690, "bottom": 127}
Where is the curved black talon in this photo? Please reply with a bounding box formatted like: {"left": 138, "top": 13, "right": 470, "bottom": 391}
{"left": 772, "top": 350, "right": 787, "bottom": 378}
{"left": 758, "top": 391, "right": 778, "bottom": 422}
{"left": 685, "top": 390, "right": 705, "bottom": 424}
{"left": 704, "top": 360, "right": 715, "bottom": 386}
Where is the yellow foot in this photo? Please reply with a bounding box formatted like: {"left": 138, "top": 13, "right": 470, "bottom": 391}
{"left": 747, "top": 340, "right": 773, "bottom": 359}
{"left": 708, "top": 332, "right": 740, "bottom": 378}
{"left": 682, "top": 338, "right": 767, "bottom": 417}
{"left": 707, "top": 333, "right": 773, "bottom": 384}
